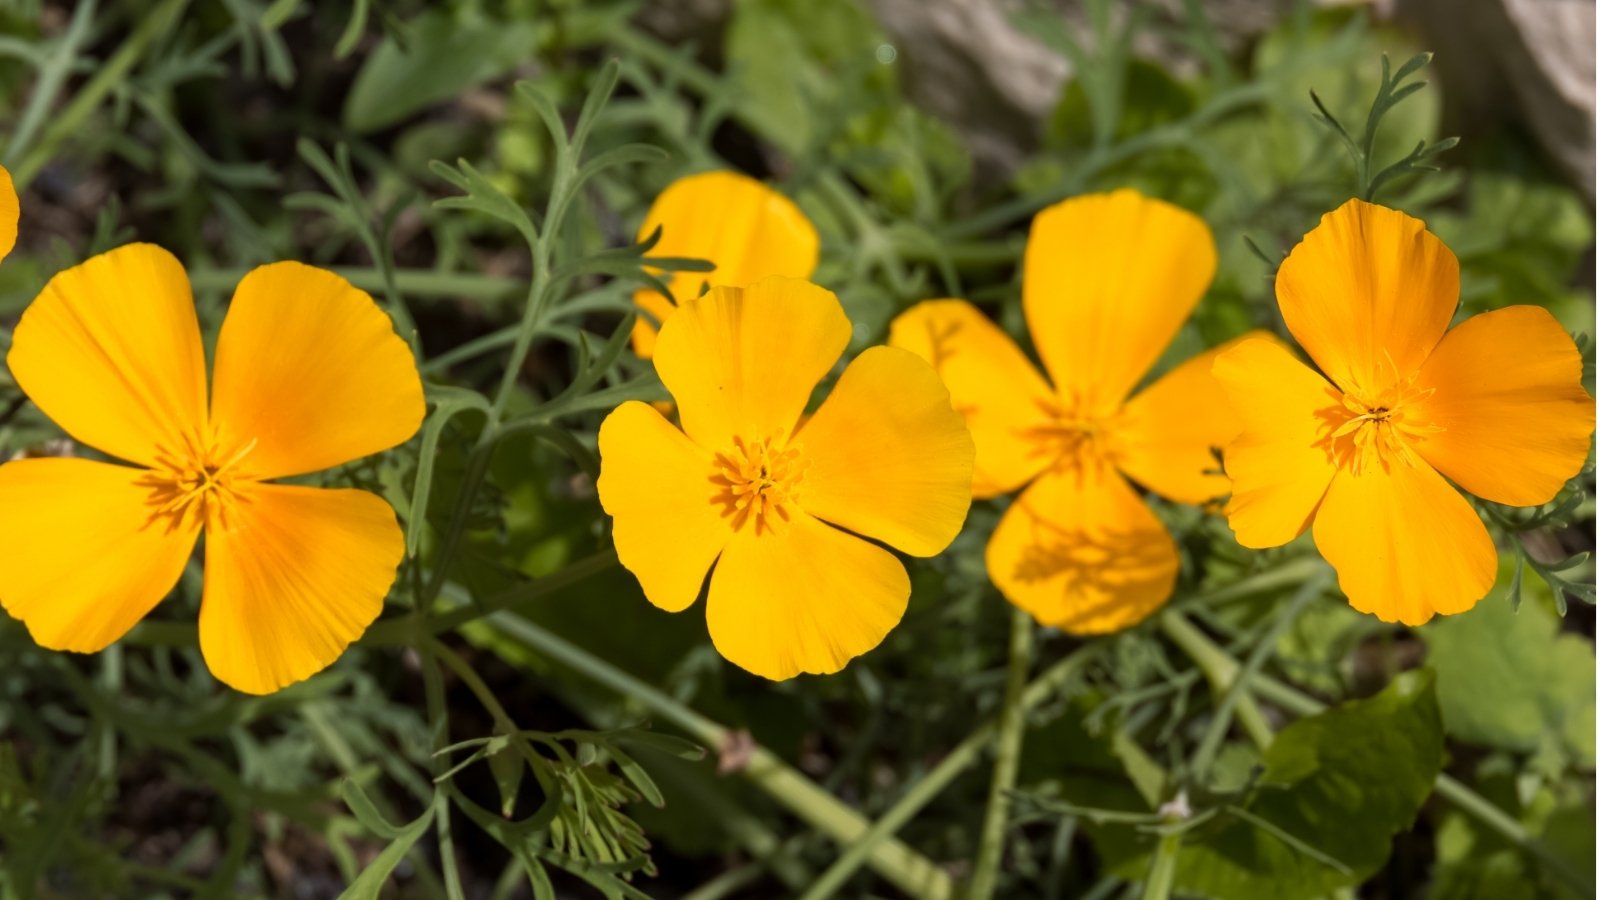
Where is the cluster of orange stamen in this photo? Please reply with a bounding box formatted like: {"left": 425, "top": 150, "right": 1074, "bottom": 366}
{"left": 1023, "top": 395, "right": 1124, "bottom": 479}
{"left": 143, "top": 433, "right": 257, "bottom": 531}
{"left": 711, "top": 433, "right": 806, "bottom": 535}
{"left": 1327, "top": 366, "right": 1442, "bottom": 475}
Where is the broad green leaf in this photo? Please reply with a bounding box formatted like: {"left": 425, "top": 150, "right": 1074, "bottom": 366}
{"left": 343, "top": 10, "right": 537, "bottom": 133}
{"left": 1424, "top": 560, "right": 1596, "bottom": 767}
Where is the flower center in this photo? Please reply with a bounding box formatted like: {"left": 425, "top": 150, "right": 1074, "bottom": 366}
{"left": 1328, "top": 380, "right": 1441, "bottom": 475}
{"left": 1023, "top": 397, "right": 1123, "bottom": 476}
{"left": 143, "top": 437, "right": 257, "bottom": 530}
{"left": 711, "top": 434, "right": 806, "bottom": 535}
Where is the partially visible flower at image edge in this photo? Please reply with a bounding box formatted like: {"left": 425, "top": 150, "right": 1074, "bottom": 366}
{"left": 598, "top": 276, "right": 974, "bottom": 680}
{"left": 0, "top": 243, "right": 425, "bottom": 694}
{"left": 1214, "top": 198, "right": 1595, "bottom": 624}
{"left": 629, "top": 170, "right": 818, "bottom": 358}
{"left": 891, "top": 188, "right": 1273, "bottom": 634}
{"left": 0, "top": 163, "right": 18, "bottom": 262}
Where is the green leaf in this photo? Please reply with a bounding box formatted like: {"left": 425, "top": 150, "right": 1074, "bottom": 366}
{"left": 343, "top": 10, "right": 537, "bottom": 133}
{"left": 1108, "top": 670, "right": 1444, "bottom": 899}
{"left": 337, "top": 783, "right": 434, "bottom": 900}
{"left": 1424, "top": 559, "right": 1596, "bottom": 766}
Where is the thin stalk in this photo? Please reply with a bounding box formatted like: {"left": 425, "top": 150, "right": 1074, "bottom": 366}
{"left": 188, "top": 266, "right": 521, "bottom": 302}
{"left": 3, "top": 0, "right": 95, "bottom": 169}
{"left": 1139, "top": 831, "right": 1183, "bottom": 900}
{"left": 420, "top": 630, "right": 468, "bottom": 900}
{"left": 485, "top": 611, "right": 955, "bottom": 900}
{"left": 1159, "top": 611, "right": 1274, "bottom": 749}
{"left": 11, "top": 0, "right": 192, "bottom": 188}
{"left": 967, "top": 609, "right": 1033, "bottom": 899}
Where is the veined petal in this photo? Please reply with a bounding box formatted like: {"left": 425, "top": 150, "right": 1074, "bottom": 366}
{"left": 706, "top": 512, "right": 908, "bottom": 680}
{"left": 1022, "top": 189, "right": 1216, "bottom": 416}
{"left": 1312, "top": 461, "right": 1497, "bottom": 625}
{"left": 1213, "top": 338, "right": 1345, "bottom": 548}
{"left": 986, "top": 466, "right": 1179, "bottom": 634}
{"left": 1118, "top": 331, "right": 1278, "bottom": 505}
{"left": 631, "top": 170, "right": 819, "bottom": 357}
{"left": 597, "top": 401, "right": 733, "bottom": 612}
{"left": 794, "top": 346, "right": 974, "bottom": 556}
{"left": 1411, "top": 306, "right": 1595, "bottom": 507}
{"left": 0, "top": 164, "right": 16, "bottom": 262}
{"left": 9, "top": 243, "right": 208, "bottom": 467}
{"left": 211, "top": 262, "right": 425, "bottom": 480}
{"left": 653, "top": 277, "right": 849, "bottom": 450}
{"left": 888, "top": 299, "right": 1054, "bottom": 497}
{"left": 0, "top": 458, "right": 198, "bottom": 652}
{"left": 1276, "top": 199, "right": 1457, "bottom": 398}
{"left": 200, "top": 483, "right": 402, "bottom": 694}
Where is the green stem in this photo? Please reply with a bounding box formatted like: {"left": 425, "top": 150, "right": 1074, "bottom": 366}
{"left": 419, "top": 629, "right": 468, "bottom": 900}
{"left": 187, "top": 266, "right": 521, "bottom": 303}
{"left": 485, "top": 611, "right": 955, "bottom": 900}
{"left": 3, "top": 0, "right": 95, "bottom": 169}
{"left": 967, "top": 609, "right": 1033, "bottom": 899}
{"left": 11, "top": 0, "right": 192, "bottom": 188}
{"left": 1159, "top": 610, "right": 1274, "bottom": 750}
{"left": 1139, "top": 831, "right": 1183, "bottom": 900}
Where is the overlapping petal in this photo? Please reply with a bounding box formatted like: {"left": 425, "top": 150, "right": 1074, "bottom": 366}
{"left": 794, "top": 346, "right": 974, "bottom": 556}
{"left": 1411, "top": 306, "right": 1595, "bottom": 506}
{"left": 653, "top": 277, "right": 849, "bottom": 451}
{"left": 1118, "top": 332, "right": 1275, "bottom": 505}
{"left": 706, "top": 512, "right": 908, "bottom": 680}
{"left": 631, "top": 171, "right": 819, "bottom": 357}
{"left": 888, "top": 299, "right": 1054, "bottom": 497}
{"left": 211, "top": 262, "right": 425, "bottom": 480}
{"left": 9, "top": 243, "right": 208, "bottom": 468}
{"left": 200, "top": 483, "right": 402, "bottom": 695}
{"left": 1311, "top": 461, "right": 1497, "bottom": 625}
{"left": 986, "top": 466, "right": 1179, "bottom": 633}
{"left": 0, "top": 163, "right": 16, "bottom": 262}
{"left": 1275, "top": 199, "right": 1457, "bottom": 397}
{"left": 1022, "top": 189, "right": 1216, "bottom": 416}
{"left": 1213, "top": 338, "right": 1345, "bottom": 548}
{"left": 596, "top": 401, "right": 732, "bottom": 612}
{"left": 0, "top": 458, "right": 198, "bottom": 652}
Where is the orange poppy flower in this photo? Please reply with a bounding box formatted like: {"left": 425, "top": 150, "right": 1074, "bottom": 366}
{"left": 1214, "top": 199, "right": 1595, "bottom": 624}
{"left": 599, "top": 277, "right": 973, "bottom": 679}
{"left": 630, "top": 170, "right": 818, "bottom": 358}
{"left": 892, "top": 189, "right": 1270, "bottom": 633}
{"left": 0, "top": 243, "right": 425, "bottom": 693}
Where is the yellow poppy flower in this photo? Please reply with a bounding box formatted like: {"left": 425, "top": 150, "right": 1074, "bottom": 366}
{"left": 0, "top": 243, "right": 425, "bottom": 694}
{"left": 630, "top": 170, "right": 819, "bottom": 358}
{"left": 1214, "top": 199, "right": 1595, "bottom": 624}
{"left": 891, "top": 189, "right": 1270, "bottom": 634}
{"left": 1, "top": 163, "right": 18, "bottom": 262}
{"left": 598, "top": 276, "right": 974, "bottom": 679}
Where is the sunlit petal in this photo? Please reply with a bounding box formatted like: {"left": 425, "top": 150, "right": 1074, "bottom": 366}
{"left": 1276, "top": 199, "right": 1456, "bottom": 397}
{"left": 9, "top": 243, "right": 208, "bottom": 467}
{"left": 1411, "top": 306, "right": 1595, "bottom": 506}
{"left": 986, "top": 466, "right": 1179, "bottom": 634}
{"left": 653, "top": 277, "right": 849, "bottom": 450}
{"left": 706, "top": 512, "right": 908, "bottom": 680}
{"left": 1312, "top": 461, "right": 1497, "bottom": 626}
{"left": 597, "top": 401, "right": 733, "bottom": 612}
{"left": 1213, "top": 338, "right": 1345, "bottom": 548}
{"left": 0, "top": 458, "right": 198, "bottom": 652}
{"left": 0, "top": 164, "right": 16, "bottom": 263}
{"left": 211, "top": 262, "right": 425, "bottom": 480}
{"left": 1022, "top": 189, "right": 1216, "bottom": 415}
{"left": 888, "top": 299, "right": 1054, "bottom": 497}
{"left": 631, "top": 171, "right": 819, "bottom": 357}
{"left": 200, "top": 483, "right": 402, "bottom": 695}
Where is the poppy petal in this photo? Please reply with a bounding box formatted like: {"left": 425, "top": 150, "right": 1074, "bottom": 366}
{"left": 597, "top": 401, "right": 733, "bottom": 612}
{"left": 210, "top": 262, "right": 424, "bottom": 480}
{"left": 794, "top": 346, "right": 974, "bottom": 556}
{"left": 631, "top": 171, "right": 819, "bottom": 357}
{"left": 1118, "top": 331, "right": 1277, "bottom": 505}
{"left": 706, "top": 512, "right": 908, "bottom": 680}
{"left": 1213, "top": 338, "right": 1345, "bottom": 548}
{"left": 9, "top": 243, "right": 208, "bottom": 467}
{"left": 200, "top": 483, "right": 402, "bottom": 694}
{"left": 0, "top": 458, "right": 198, "bottom": 652}
{"left": 1412, "top": 306, "right": 1595, "bottom": 506}
{"left": 1022, "top": 189, "right": 1216, "bottom": 415}
{"left": 986, "top": 466, "right": 1178, "bottom": 634}
{"left": 0, "top": 164, "right": 16, "bottom": 262}
{"left": 888, "top": 299, "right": 1055, "bottom": 497}
{"left": 653, "top": 277, "right": 849, "bottom": 451}
{"left": 1276, "top": 199, "right": 1457, "bottom": 397}
{"left": 1312, "top": 462, "right": 1496, "bottom": 625}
